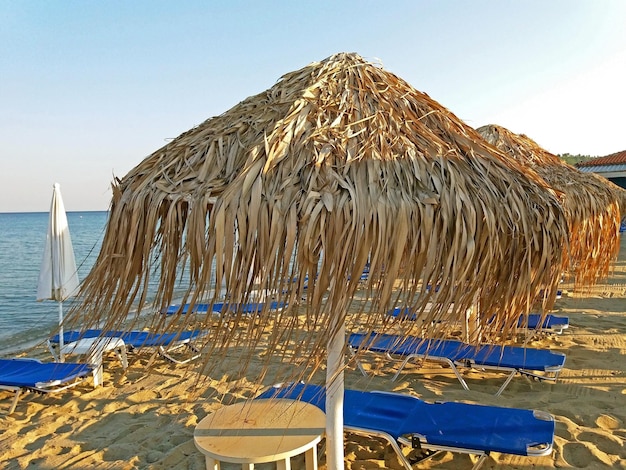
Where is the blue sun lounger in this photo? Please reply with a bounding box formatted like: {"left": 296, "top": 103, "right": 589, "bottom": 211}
{"left": 257, "top": 382, "right": 555, "bottom": 470}
{"left": 0, "top": 358, "right": 93, "bottom": 414}
{"left": 388, "top": 308, "right": 569, "bottom": 337}
{"left": 521, "top": 313, "right": 569, "bottom": 334}
{"left": 163, "top": 301, "right": 286, "bottom": 315}
{"left": 426, "top": 285, "right": 563, "bottom": 300}
{"left": 48, "top": 329, "right": 207, "bottom": 364}
{"left": 348, "top": 333, "right": 566, "bottom": 396}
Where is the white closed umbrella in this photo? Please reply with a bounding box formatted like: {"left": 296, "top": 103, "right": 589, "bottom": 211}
{"left": 37, "top": 183, "right": 80, "bottom": 361}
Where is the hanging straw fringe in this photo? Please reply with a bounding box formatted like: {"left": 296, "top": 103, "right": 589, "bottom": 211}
{"left": 61, "top": 53, "right": 569, "bottom": 381}
{"left": 477, "top": 124, "right": 623, "bottom": 289}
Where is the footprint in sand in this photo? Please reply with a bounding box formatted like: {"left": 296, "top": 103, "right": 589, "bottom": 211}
{"left": 596, "top": 414, "right": 621, "bottom": 430}
{"left": 577, "top": 431, "right": 624, "bottom": 456}
{"left": 562, "top": 442, "right": 595, "bottom": 468}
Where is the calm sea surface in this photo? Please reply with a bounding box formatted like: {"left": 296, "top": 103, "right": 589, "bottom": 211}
{"left": 0, "top": 211, "right": 108, "bottom": 354}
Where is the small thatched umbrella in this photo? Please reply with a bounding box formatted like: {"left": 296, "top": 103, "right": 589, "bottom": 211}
{"left": 65, "top": 53, "right": 567, "bottom": 468}
{"left": 477, "top": 124, "right": 622, "bottom": 288}
{"left": 592, "top": 174, "right": 626, "bottom": 221}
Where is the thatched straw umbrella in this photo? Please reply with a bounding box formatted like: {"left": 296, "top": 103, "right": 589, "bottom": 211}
{"left": 65, "top": 53, "right": 567, "bottom": 468}
{"left": 477, "top": 124, "right": 622, "bottom": 288}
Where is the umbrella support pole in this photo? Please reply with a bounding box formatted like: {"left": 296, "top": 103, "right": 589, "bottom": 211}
{"left": 58, "top": 302, "right": 65, "bottom": 362}
{"left": 326, "top": 319, "right": 345, "bottom": 470}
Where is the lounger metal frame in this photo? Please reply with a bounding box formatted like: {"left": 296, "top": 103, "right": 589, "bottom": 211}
{"left": 47, "top": 330, "right": 207, "bottom": 365}
{"left": 348, "top": 334, "right": 565, "bottom": 396}
{"left": 519, "top": 313, "right": 569, "bottom": 344}
{"left": 345, "top": 421, "right": 491, "bottom": 470}
{"left": 155, "top": 337, "right": 203, "bottom": 364}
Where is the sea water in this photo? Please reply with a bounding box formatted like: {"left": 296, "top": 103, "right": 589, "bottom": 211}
{"left": 0, "top": 211, "right": 108, "bottom": 354}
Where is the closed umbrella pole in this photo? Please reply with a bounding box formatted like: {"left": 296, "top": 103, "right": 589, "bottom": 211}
{"left": 58, "top": 302, "right": 64, "bottom": 359}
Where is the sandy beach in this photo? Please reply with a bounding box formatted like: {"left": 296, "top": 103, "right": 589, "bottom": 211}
{"left": 1, "top": 237, "right": 625, "bottom": 469}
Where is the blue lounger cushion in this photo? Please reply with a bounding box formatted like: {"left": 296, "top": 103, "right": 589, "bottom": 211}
{"left": 49, "top": 329, "right": 205, "bottom": 347}
{"left": 164, "top": 301, "right": 286, "bottom": 315}
{"left": 257, "top": 382, "right": 554, "bottom": 470}
{"left": 521, "top": 313, "right": 569, "bottom": 333}
{"left": 0, "top": 358, "right": 92, "bottom": 388}
{"left": 0, "top": 358, "right": 93, "bottom": 414}
{"left": 348, "top": 333, "right": 566, "bottom": 396}
{"left": 388, "top": 308, "right": 569, "bottom": 336}
{"left": 425, "top": 285, "right": 562, "bottom": 299}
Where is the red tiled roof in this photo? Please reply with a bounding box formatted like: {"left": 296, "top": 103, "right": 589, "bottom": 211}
{"left": 578, "top": 150, "right": 626, "bottom": 167}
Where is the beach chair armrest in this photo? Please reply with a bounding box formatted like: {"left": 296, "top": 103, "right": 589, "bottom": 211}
{"left": 524, "top": 410, "right": 554, "bottom": 456}
{"left": 35, "top": 379, "right": 62, "bottom": 388}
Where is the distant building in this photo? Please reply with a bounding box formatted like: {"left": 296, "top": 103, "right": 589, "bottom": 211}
{"left": 577, "top": 150, "right": 626, "bottom": 190}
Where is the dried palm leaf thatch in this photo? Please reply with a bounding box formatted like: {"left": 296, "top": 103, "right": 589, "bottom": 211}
{"left": 61, "top": 53, "right": 569, "bottom": 468}
{"left": 61, "top": 52, "right": 568, "bottom": 385}
{"left": 477, "top": 124, "right": 621, "bottom": 288}
{"left": 590, "top": 173, "right": 626, "bottom": 218}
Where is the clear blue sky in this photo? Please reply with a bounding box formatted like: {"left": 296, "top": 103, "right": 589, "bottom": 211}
{"left": 2, "top": 0, "right": 625, "bottom": 212}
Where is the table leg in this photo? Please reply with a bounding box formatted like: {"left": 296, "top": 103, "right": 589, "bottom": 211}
{"left": 304, "top": 445, "right": 318, "bottom": 470}
{"left": 242, "top": 464, "right": 254, "bottom": 470}
{"left": 116, "top": 345, "right": 129, "bottom": 369}
{"left": 91, "top": 363, "right": 103, "bottom": 387}
{"left": 89, "top": 352, "right": 104, "bottom": 387}
{"left": 204, "top": 456, "right": 220, "bottom": 470}
{"left": 47, "top": 341, "right": 59, "bottom": 361}
{"left": 276, "top": 459, "right": 290, "bottom": 470}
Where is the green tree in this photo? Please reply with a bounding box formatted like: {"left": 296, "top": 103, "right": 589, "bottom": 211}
{"left": 558, "top": 153, "right": 595, "bottom": 166}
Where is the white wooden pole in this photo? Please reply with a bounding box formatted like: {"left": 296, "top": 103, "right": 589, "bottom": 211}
{"left": 325, "top": 318, "right": 345, "bottom": 470}
{"left": 58, "top": 302, "right": 65, "bottom": 362}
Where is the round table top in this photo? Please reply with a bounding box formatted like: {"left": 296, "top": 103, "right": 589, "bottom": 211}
{"left": 194, "top": 398, "right": 326, "bottom": 464}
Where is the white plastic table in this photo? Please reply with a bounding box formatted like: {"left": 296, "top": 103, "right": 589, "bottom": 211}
{"left": 60, "top": 337, "right": 128, "bottom": 386}
{"left": 194, "top": 398, "right": 326, "bottom": 470}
